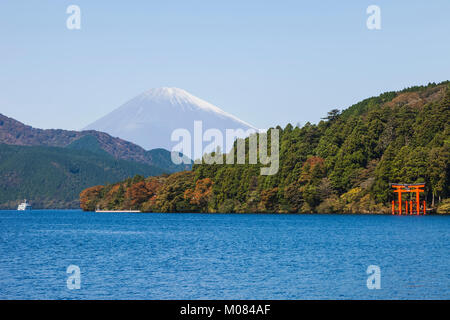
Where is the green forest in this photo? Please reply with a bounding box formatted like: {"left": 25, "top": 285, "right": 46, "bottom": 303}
{"left": 80, "top": 81, "right": 450, "bottom": 214}
{"left": 0, "top": 144, "right": 166, "bottom": 209}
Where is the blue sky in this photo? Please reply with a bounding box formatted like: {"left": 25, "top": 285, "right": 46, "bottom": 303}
{"left": 0, "top": 0, "right": 449, "bottom": 130}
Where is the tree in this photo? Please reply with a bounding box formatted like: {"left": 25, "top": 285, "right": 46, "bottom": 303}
{"left": 79, "top": 185, "right": 104, "bottom": 211}
{"left": 427, "top": 146, "right": 449, "bottom": 206}
{"left": 259, "top": 187, "right": 279, "bottom": 212}
{"left": 321, "top": 109, "right": 341, "bottom": 121}
{"left": 184, "top": 178, "right": 214, "bottom": 211}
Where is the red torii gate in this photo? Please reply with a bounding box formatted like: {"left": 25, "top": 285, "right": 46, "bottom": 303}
{"left": 391, "top": 183, "right": 426, "bottom": 215}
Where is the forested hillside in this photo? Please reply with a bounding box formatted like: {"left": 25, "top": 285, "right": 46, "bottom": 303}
{"left": 0, "top": 144, "right": 165, "bottom": 209}
{"left": 80, "top": 81, "right": 450, "bottom": 214}
{"left": 0, "top": 113, "right": 191, "bottom": 172}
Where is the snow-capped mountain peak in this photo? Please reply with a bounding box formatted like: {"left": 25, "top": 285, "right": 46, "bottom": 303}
{"left": 83, "top": 88, "right": 257, "bottom": 151}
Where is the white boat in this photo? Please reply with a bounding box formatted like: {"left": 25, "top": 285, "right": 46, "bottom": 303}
{"left": 17, "top": 199, "right": 32, "bottom": 211}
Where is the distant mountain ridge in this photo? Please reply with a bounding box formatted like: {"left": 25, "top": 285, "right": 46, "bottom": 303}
{"left": 84, "top": 87, "right": 258, "bottom": 151}
{"left": 0, "top": 113, "right": 191, "bottom": 172}
{"left": 0, "top": 143, "right": 165, "bottom": 209}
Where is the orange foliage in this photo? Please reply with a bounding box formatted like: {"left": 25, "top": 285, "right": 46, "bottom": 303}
{"left": 125, "top": 179, "right": 162, "bottom": 207}
{"left": 259, "top": 187, "right": 279, "bottom": 212}
{"left": 108, "top": 184, "right": 121, "bottom": 195}
{"left": 80, "top": 185, "right": 104, "bottom": 211}
{"left": 299, "top": 156, "right": 325, "bottom": 183}
{"left": 184, "top": 178, "right": 214, "bottom": 207}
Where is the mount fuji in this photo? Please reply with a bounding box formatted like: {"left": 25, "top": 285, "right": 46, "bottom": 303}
{"left": 83, "top": 88, "right": 258, "bottom": 151}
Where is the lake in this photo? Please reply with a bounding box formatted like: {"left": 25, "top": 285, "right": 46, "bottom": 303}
{"left": 0, "top": 210, "right": 448, "bottom": 299}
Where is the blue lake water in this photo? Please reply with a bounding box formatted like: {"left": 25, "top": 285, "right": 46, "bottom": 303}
{"left": 0, "top": 210, "right": 448, "bottom": 300}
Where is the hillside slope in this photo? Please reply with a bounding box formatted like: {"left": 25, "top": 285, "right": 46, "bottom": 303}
{"left": 0, "top": 113, "right": 191, "bottom": 172}
{"left": 0, "top": 144, "right": 165, "bottom": 209}
{"left": 80, "top": 81, "right": 450, "bottom": 214}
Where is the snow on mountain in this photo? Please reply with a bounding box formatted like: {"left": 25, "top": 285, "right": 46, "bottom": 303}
{"left": 83, "top": 88, "right": 258, "bottom": 155}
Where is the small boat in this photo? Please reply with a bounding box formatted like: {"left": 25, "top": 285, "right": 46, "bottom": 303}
{"left": 17, "top": 199, "right": 32, "bottom": 211}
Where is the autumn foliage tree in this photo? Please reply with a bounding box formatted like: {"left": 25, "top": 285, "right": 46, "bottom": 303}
{"left": 80, "top": 185, "right": 104, "bottom": 211}
{"left": 125, "top": 179, "right": 161, "bottom": 209}
{"left": 184, "top": 178, "right": 214, "bottom": 211}
{"left": 259, "top": 187, "right": 279, "bottom": 212}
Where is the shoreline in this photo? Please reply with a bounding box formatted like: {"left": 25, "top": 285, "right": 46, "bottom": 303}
{"left": 1, "top": 209, "right": 444, "bottom": 216}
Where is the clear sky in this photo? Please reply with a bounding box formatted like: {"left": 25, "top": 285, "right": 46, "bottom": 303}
{"left": 1, "top": 0, "right": 449, "bottom": 130}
